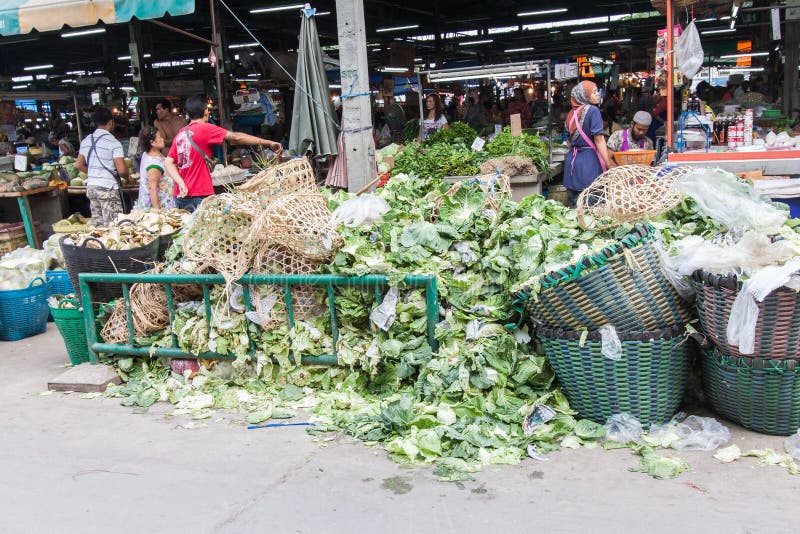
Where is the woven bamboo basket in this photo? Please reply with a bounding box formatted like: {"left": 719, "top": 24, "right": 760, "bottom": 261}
{"left": 538, "top": 324, "right": 693, "bottom": 425}
{"left": 515, "top": 224, "right": 694, "bottom": 331}
{"left": 612, "top": 150, "right": 656, "bottom": 166}
{"left": 691, "top": 270, "right": 800, "bottom": 360}
{"left": 702, "top": 348, "right": 800, "bottom": 436}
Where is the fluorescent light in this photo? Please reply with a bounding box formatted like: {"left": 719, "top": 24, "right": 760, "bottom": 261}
{"left": 118, "top": 54, "right": 151, "bottom": 60}
{"left": 459, "top": 39, "right": 493, "bottom": 46}
{"left": 23, "top": 64, "right": 53, "bottom": 71}
{"left": 599, "top": 38, "right": 631, "bottom": 44}
{"left": 12, "top": 84, "right": 28, "bottom": 89}
{"left": 731, "top": 5, "right": 740, "bottom": 18}
{"left": 376, "top": 24, "right": 419, "bottom": 32}
{"left": 120, "top": 86, "right": 135, "bottom": 91}
{"left": 66, "top": 70, "right": 85, "bottom": 75}
{"left": 316, "top": 11, "right": 331, "bottom": 15}
{"left": 230, "top": 42, "right": 258, "bottom": 49}
{"left": 730, "top": 19, "right": 736, "bottom": 29}
{"left": 381, "top": 67, "right": 408, "bottom": 72}
{"left": 329, "top": 84, "right": 341, "bottom": 89}
{"left": 12, "top": 75, "right": 33, "bottom": 82}
{"left": 719, "top": 52, "right": 769, "bottom": 59}
{"left": 488, "top": 26, "right": 519, "bottom": 35}
{"left": 414, "top": 57, "right": 424, "bottom": 62}
{"left": 505, "top": 47, "right": 534, "bottom": 52}
{"left": 518, "top": 8, "right": 567, "bottom": 16}
{"left": 703, "top": 28, "right": 735, "bottom": 34}
{"left": 250, "top": 4, "right": 304, "bottom": 14}
{"left": 35, "top": 74, "right": 47, "bottom": 80}
{"left": 696, "top": 16, "right": 731, "bottom": 23}
{"left": 62, "top": 79, "right": 75, "bottom": 83}
{"left": 372, "top": 48, "right": 382, "bottom": 52}
{"left": 571, "top": 27, "right": 609, "bottom": 35}
{"left": 62, "top": 28, "right": 105, "bottom": 38}
{"left": 431, "top": 70, "right": 530, "bottom": 82}
{"left": 720, "top": 67, "right": 764, "bottom": 73}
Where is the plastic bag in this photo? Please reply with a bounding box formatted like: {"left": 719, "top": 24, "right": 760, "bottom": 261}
{"left": 675, "top": 168, "right": 787, "bottom": 234}
{"left": 331, "top": 195, "right": 391, "bottom": 228}
{"left": 675, "top": 20, "right": 703, "bottom": 80}
{"left": 671, "top": 414, "right": 730, "bottom": 451}
{"left": 599, "top": 324, "right": 622, "bottom": 361}
{"left": 655, "top": 240, "right": 695, "bottom": 301}
{"left": 785, "top": 430, "right": 800, "bottom": 460}
{"left": 369, "top": 287, "right": 399, "bottom": 331}
{"left": 727, "top": 257, "right": 800, "bottom": 354}
{"left": 523, "top": 404, "right": 556, "bottom": 436}
{"left": 604, "top": 413, "right": 643, "bottom": 444}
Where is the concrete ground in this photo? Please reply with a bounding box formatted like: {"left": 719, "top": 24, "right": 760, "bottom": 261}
{"left": 1, "top": 325, "right": 798, "bottom": 534}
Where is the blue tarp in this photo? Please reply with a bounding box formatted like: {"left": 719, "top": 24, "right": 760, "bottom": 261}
{"left": 0, "top": 0, "right": 194, "bottom": 36}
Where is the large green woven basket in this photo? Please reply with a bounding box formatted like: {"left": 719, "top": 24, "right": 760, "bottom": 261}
{"left": 702, "top": 348, "right": 800, "bottom": 436}
{"left": 692, "top": 270, "right": 800, "bottom": 360}
{"left": 50, "top": 298, "right": 91, "bottom": 366}
{"left": 516, "top": 224, "right": 694, "bottom": 331}
{"left": 538, "top": 324, "right": 692, "bottom": 425}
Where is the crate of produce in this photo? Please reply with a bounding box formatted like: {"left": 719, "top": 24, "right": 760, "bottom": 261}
{"left": 60, "top": 235, "right": 160, "bottom": 303}
{"left": 49, "top": 297, "right": 91, "bottom": 365}
{"left": 691, "top": 270, "right": 800, "bottom": 360}
{"left": 514, "top": 224, "right": 694, "bottom": 331}
{"left": 0, "top": 222, "right": 41, "bottom": 255}
{"left": 702, "top": 349, "right": 800, "bottom": 436}
{"left": 537, "top": 324, "right": 693, "bottom": 425}
{"left": 0, "top": 276, "right": 51, "bottom": 341}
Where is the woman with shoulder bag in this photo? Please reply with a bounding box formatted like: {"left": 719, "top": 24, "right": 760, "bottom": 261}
{"left": 563, "top": 81, "right": 615, "bottom": 208}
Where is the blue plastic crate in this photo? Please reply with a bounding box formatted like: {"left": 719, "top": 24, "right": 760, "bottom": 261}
{"left": 46, "top": 269, "right": 75, "bottom": 296}
{"left": 773, "top": 197, "right": 800, "bottom": 220}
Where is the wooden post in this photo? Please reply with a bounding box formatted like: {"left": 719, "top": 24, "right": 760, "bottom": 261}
{"left": 336, "top": 0, "right": 376, "bottom": 193}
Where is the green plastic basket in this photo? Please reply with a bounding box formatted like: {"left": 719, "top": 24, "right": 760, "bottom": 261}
{"left": 537, "top": 324, "right": 693, "bottom": 425}
{"left": 691, "top": 270, "right": 800, "bottom": 360}
{"left": 702, "top": 348, "right": 800, "bottom": 436}
{"left": 50, "top": 298, "right": 91, "bottom": 366}
{"left": 515, "top": 224, "right": 694, "bottom": 331}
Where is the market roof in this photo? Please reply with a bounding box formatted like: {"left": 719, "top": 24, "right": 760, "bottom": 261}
{"left": 0, "top": 0, "right": 766, "bottom": 93}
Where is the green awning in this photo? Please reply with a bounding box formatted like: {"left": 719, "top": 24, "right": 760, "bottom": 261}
{"left": 0, "top": 0, "right": 194, "bottom": 36}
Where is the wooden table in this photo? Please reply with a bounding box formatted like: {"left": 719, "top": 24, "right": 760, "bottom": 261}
{"left": 67, "top": 186, "right": 140, "bottom": 195}
{"left": 0, "top": 186, "right": 58, "bottom": 248}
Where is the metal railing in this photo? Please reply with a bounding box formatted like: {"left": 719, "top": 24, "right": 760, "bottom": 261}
{"left": 79, "top": 273, "right": 439, "bottom": 365}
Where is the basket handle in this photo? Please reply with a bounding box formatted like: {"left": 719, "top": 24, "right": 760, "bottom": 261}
{"left": 80, "top": 237, "right": 108, "bottom": 250}
{"left": 58, "top": 298, "right": 80, "bottom": 309}
{"left": 116, "top": 219, "right": 137, "bottom": 227}
{"left": 27, "top": 276, "right": 45, "bottom": 288}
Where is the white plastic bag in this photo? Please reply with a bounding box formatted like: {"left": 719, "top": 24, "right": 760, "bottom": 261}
{"left": 598, "top": 324, "right": 622, "bottom": 361}
{"left": 331, "top": 195, "right": 391, "bottom": 228}
{"left": 369, "top": 287, "right": 399, "bottom": 331}
{"left": 675, "top": 21, "right": 704, "bottom": 80}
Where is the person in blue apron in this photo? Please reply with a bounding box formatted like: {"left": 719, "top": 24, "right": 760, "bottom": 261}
{"left": 563, "top": 81, "right": 615, "bottom": 208}
{"left": 607, "top": 111, "right": 655, "bottom": 162}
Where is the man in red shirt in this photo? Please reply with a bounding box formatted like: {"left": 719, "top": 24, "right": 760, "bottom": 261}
{"left": 164, "top": 95, "right": 282, "bottom": 212}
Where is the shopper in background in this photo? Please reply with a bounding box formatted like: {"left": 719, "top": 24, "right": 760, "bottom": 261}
{"left": 164, "top": 95, "right": 282, "bottom": 213}
{"left": 383, "top": 95, "right": 407, "bottom": 144}
{"left": 153, "top": 98, "right": 187, "bottom": 156}
{"left": 506, "top": 87, "right": 532, "bottom": 128}
{"left": 75, "top": 107, "right": 129, "bottom": 227}
{"left": 563, "top": 81, "right": 614, "bottom": 207}
{"left": 57, "top": 138, "right": 75, "bottom": 158}
{"left": 136, "top": 126, "right": 175, "bottom": 211}
{"left": 418, "top": 93, "right": 449, "bottom": 141}
{"left": 607, "top": 111, "right": 654, "bottom": 159}
{"left": 648, "top": 83, "right": 669, "bottom": 142}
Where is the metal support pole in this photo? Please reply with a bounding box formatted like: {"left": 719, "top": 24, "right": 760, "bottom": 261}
{"left": 17, "top": 196, "right": 38, "bottom": 248}
{"left": 210, "top": 0, "right": 228, "bottom": 164}
{"left": 666, "top": 0, "right": 674, "bottom": 150}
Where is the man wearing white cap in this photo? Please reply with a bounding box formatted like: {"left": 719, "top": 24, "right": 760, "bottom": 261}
{"left": 607, "top": 111, "right": 654, "bottom": 159}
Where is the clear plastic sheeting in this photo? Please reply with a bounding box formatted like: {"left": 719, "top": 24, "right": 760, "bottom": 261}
{"left": 670, "top": 414, "right": 730, "bottom": 451}
{"left": 599, "top": 324, "right": 622, "bottom": 361}
{"left": 604, "top": 413, "right": 643, "bottom": 444}
{"left": 369, "top": 286, "right": 399, "bottom": 331}
{"left": 674, "top": 168, "right": 788, "bottom": 234}
{"left": 785, "top": 430, "right": 800, "bottom": 461}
